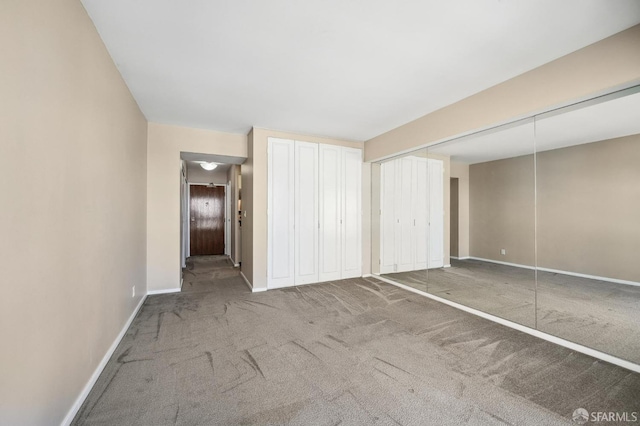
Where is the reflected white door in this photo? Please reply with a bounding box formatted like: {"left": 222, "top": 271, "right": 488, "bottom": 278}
{"left": 341, "top": 147, "right": 362, "bottom": 279}
{"left": 428, "top": 159, "right": 444, "bottom": 268}
{"left": 319, "top": 144, "right": 342, "bottom": 282}
{"left": 268, "top": 138, "right": 295, "bottom": 288}
{"left": 380, "top": 161, "right": 396, "bottom": 274}
{"left": 295, "top": 141, "right": 319, "bottom": 285}
{"left": 396, "top": 157, "right": 415, "bottom": 272}
{"left": 414, "top": 158, "right": 429, "bottom": 270}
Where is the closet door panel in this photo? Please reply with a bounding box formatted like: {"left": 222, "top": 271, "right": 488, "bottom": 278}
{"left": 319, "top": 144, "right": 342, "bottom": 282}
{"left": 380, "top": 161, "right": 397, "bottom": 274}
{"left": 341, "top": 147, "right": 362, "bottom": 279}
{"left": 295, "top": 141, "right": 319, "bottom": 285}
{"left": 268, "top": 138, "right": 295, "bottom": 288}
{"left": 428, "top": 159, "right": 445, "bottom": 268}
{"left": 396, "top": 157, "right": 415, "bottom": 272}
{"left": 414, "top": 158, "right": 429, "bottom": 270}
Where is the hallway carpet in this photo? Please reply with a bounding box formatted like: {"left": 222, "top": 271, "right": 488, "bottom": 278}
{"left": 73, "top": 256, "right": 640, "bottom": 425}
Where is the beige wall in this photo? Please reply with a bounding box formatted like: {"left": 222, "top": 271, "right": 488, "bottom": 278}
{"left": 0, "top": 1, "right": 148, "bottom": 425}
{"left": 537, "top": 135, "right": 640, "bottom": 282}
{"left": 469, "top": 135, "right": 640, "bottom": 282}
{"left": 365, "top": 25, "right": 640, "bottom": 162}
{"left": 244, "top": 128, "right": 365, "bottom": 290}
{"left": 450, "top": 161, "right": 470, "bottom": 258}
{"left": 470, "top": 155, "right": 536, "bottom": 266}
{"left": 147, "top": 123, "right": 246, "bottom": 292}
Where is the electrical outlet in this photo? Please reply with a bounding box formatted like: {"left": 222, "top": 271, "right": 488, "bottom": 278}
{"left": 500, "top": 249, "right": 506, "bottom": 255}
{"left": 132, "top": 286, "right": 135, "bottom": 298}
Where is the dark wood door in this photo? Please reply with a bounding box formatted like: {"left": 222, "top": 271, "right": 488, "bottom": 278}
{"left": 190, "top": 185, "right": 225, "bottom": 255}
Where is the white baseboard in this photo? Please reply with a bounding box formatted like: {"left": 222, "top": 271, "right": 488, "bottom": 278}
{"left": 362, "top": 274, "right": 373, "bottom": 278}
{"left": 61, "top": 294, "right": 147, "bottom": 425}
{"left": 252, "top": 287, "right": 268, "bottom": 293}
{"left": 450, "top": 256, "right": 470, "bottom": 260}
{"left": 536, "top": 266, "right": 640, "bottom": 287}
{"left": 147, "top": 287, "right": 181, "bottom": 295}
{"left": 374, "top": 274, "right": 640, "bottom": 374}
{"left": 468, "top": 257, "right": 640, "bottom": 287}
{"left": 469, "top": 256, "right": 536, "bottom": 270}
{"left": 444, "top": 264, "right": 451, "bottom": 268}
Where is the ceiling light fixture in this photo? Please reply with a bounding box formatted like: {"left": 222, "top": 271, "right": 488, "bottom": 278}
{"left": 200, "top": 162, "right": 217, "bottom": 171}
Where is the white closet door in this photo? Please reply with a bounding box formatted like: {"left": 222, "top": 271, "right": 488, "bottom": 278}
{"left": 396, "top": 157, "right": 415, "bottom": 272}
{"left": 294, "top": 141, "right": 319, "bottom": 285}
{"left": 380, "top": 160, "right": 396, "bottom": 274}
{"left": 428, "top": 159, "right": 445, "bottom": 268}
{"left": 414, "top": 158, "right": 429, "bottom": 270}
{"left": 319, "top": 144, "right": 342, "bottom": 282}
{"left": 268, "top": 138, "right": 295, "bottom": 288}
{"left": 341, "top": 147, "right": 362, "bottom": 279}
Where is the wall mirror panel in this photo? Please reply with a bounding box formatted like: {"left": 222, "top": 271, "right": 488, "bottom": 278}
{"left": 534, "top": 89, "right": 640, "bottom": 363}
{"left": 427, "top": 120, "right": 537, "bottom": 328}
{"left": 371, "top": 85, "right": 640, "bottom": 367}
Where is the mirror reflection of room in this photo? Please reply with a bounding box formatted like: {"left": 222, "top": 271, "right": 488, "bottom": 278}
{"left": 373, "top": 88, "right": 640, "bottom": 364}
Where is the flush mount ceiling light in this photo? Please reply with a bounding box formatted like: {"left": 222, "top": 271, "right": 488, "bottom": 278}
{"left": 198, "top": 162, "right": 217, "bottom": 171}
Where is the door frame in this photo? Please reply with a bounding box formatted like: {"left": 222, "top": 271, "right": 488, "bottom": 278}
{"left": 187, "top": 183, "right": 227, "bottom": 258}
{"left": 225, "top": 182, "right": 231, "bottom": 256}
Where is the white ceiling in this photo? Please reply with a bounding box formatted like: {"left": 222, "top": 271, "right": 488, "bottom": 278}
{"left": 428, "top": 90, "right": 640, "bottom": 164}
{"left": 81, "top": 0, "right": 640, "bottom": 141}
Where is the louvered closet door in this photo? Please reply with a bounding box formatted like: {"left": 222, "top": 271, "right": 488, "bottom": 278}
{"left": 414, "top": 158, "right": 429, "bottom": 270}
{"left": 267, "top": 138, "right": 295, "bottom": 288}
{"left": 319, "top": 144, "right": 342, "bottom": 282}
{"left": 428, "top": 159, "right": 445, "bottom": 268}
{"left": 294, "top": 141, "right": 319, "bottom": 285}
{"left": 396, "top": 157, "right": 416, "bottom": 272}
{"left": 341, "top": 147, "right": 362, "bottom": 279}
{"left": 380, "top": 160, "right": 397, "bottom": 274}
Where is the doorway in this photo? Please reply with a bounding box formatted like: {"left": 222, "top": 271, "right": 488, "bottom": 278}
{"left": 189, "top": 185, "right": 225, "bottom": 255}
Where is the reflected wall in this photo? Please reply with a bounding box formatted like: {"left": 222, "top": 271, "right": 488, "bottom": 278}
{"left": 534, "top": 91, "right": 640, "bottom": 364}
{"left": 371, "top": 86, "right": 640, "bottom": 365}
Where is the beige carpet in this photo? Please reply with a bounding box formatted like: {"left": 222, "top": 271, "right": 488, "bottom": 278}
{"left": 73, "top": 256, "right": 640, "bottom": 425}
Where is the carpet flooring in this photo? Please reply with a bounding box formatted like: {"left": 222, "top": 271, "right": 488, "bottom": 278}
{"left": 72, "top": 256, "right": 640, "bottom": 425}
{"left": 383, "top": 259, "right": 640, "bottom": 363}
